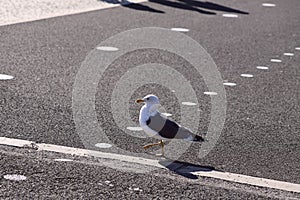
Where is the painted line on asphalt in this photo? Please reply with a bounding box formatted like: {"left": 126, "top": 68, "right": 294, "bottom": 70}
{"left": 0, "top": 0, "right": 148, "bottom": 27}
{"left": 0, "top": 136, "right": 299, "bottom": 193}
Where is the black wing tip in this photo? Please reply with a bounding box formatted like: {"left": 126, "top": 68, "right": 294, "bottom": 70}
{"left": 193, "top": 135, "right": 205, "bottom": 142}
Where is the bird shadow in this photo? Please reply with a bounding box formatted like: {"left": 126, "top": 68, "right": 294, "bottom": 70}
{"left": 158, "top": 159, "right": 216, "bottom": 179}
{"left": 98, "top": 0, "right": 165, "bottom": 13}
{"left": 177, "top": 0, "right": 249, "bottom": 14}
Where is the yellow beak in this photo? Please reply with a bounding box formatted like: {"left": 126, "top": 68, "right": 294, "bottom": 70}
{"left": 136, "top": 99, "right": 144, "bottom": 103}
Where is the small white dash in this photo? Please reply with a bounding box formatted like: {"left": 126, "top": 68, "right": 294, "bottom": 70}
{"left": 126, "top": 127, "right": 143, "bottom": 131}
{"left": 4, "top": 174, "right": 27, "bottom": 181}
{"left": 105, "top": 180, "right": 111, "bottom": 184}
{"left": 262, "top": 3, "right": 276, "bottom": 7}
{"left": 54, "top": 158, "right": 73, "bottom": 162}
{"left": 241, "top": 74, "right": 253, "bottom": 78}
{"left": 270, "top": 59, "right": 282, "bottom": 63}
{"left": 0, "top": 74, "right": 14, "bottom": 80}
{"left": 283, "top": 53, "right": 294, "bottom": 56}
{"left": 295, "top": 47, "right": 300, "bottom": 50}
{"left": 171, "top": 28, "right": 190, "bottom": 32}
{"left": 171, "top": 90, "right": 175, "bottom": 93}
{"left": 133, "top": 187, "right": 141, "bottom": 191}
{"left": 182, "top": 102, "right": 197, "bottom": 106}
{"left": 96, "top": 46, "right": 119, "bottom": 51}
{"left": 222, "top": 14, "right": 238, "bottom": 18}
{"left": 256, "top": 66, "right": 269, "bottom": 70}
{"left": 109, "top": 184, "right": 114, "bottom": 187}
{"left": 161, "top": 113, "right": 172, "bottom": 117}
{"left": 204, "top": 91, "right": 218, "bottom": 95}
{"left": 95, "top": 143, "right": 112, "bottom": 148}
{"left": 223, "top": 82, "right": 237, "bottom": 86}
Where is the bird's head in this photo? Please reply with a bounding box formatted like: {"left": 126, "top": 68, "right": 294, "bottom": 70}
{"left": 136, "top": 94, "right": 160, "bottom": 106}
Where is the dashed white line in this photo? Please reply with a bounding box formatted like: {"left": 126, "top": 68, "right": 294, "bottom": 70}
{"left": 1, "top": 136, "right": 300, "bottom": 193}
{"left": 262, "top": 3, "right": 276, "bottom": 7}
{"left": 171, "top": 28, "right": 190, "bottom": 32}
{"left": 283, "top": 53, "right": 294, "bottom": 56}
{"left": 54, "top": 158, "right": 73, "bottom": 162}
{"left": 241, "top": 74, "right": 253, "bottom": 78}
{"left": 204, "top": 91, "right": 218, "bottom": 95}
{"left": 96, "top": 46, "right": 119, "bottom": 51}
{"left": 222, "top": 14, "right": 238, "bottom": 18}
{"left": 223, "top": 82, "right": 237, "bottom": 86}
{"left": 126, "top": 127, "right": 143, "bottom": 131}
{"left": 95, "top": 143, "right": 112, "bottom": 148}
{"left": 256, "top": 66, "right": 269, "bottom": 70}
{"left": 270, "top": 59, "right": 282, "bottom": 63}
{"left": 295, "top": 47, "right": 300, "bottom": 51}
{"left": 0, "top": 74, "right": 14, "bottom": 80}
{"left": 4, "top": 174, "right": 27, "bottom": 181}
{"left": 161, "top": 113, "right": 172, "bottom": 117}
{"left": 182, "top": 102, "right": 197, "bottom": 106}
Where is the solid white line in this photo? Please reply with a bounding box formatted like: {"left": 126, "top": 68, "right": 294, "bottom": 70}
{"left": 0, "top": 136, "right": 299, "bottom": 193}
{"left": 192, "top": 171, "right": 300, "bottom": 193}
{"left": 0, "top": 0, "right": 148, "bottom": 27}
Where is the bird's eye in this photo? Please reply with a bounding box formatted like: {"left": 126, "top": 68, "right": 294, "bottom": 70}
{"left": 146, "top": 98, "right": 149, "bottom": 100}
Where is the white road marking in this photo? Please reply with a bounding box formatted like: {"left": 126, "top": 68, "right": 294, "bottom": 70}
{"left": 256, "top": 66, "right": 269, "bottom": 70}
{"left": 223, "top": 82, "right": 237, "bottom": 86}
{"left": 4, "top": 174, "right": 27, "bottom": 181}
{"left": 204, "top": 91, "right": 218, "bottom": 95}
{"left": 0, "top": 74, "right": 14, "bottom": 80}
{"left": 222, "top": 14, "right": 238, "bottom": 18}
{"left": 171, "top": 90, "right": 176, "bottom": 92}
{"left": 295, "top": 47, "right": 300, "bottom": 50}
{"left": 0, "top": 136, "right": 300, "bottom": 193}
{"left": 171, "top": 28, "right": 190, "bottom": 32}
{"left": 133, "top": 187, "right": 142, "bottom": 192}
{"left": 0, "top": 0, "right": 148, "bottom": 26}
{"left": 96, "top": 46, "right": 119, "bottom": 51}
{"left": 241, "top": 74, "right": 253, "bottom": 78}
{"left": 182, "top": 102, "right": 197, "bottom": 106}
{"left": 95, "top": 143, "right": 112, "bottom": 148}
{"left": 54, "top": 158, "right": 73, "bottom": 162}
{"left": 283, "top": 53, "right": 294, "bottom": 56}
{"left": 270, "top": 59, "right": 282, "bottom": 63}
{"left": 126, "top": 127, "right": 143, "bottom": 131}
{"left": 192, "top": 170, "right": 299, "bottom": 193}
{"left": 262, "top": 3, "right": 276, "bottom": 7}
{"left": 161, "top": 113, "right": 172, "bottom": 117}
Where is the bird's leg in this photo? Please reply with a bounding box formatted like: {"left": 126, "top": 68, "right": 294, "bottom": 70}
{"left": 143, "top": 140, "right": 165, "bottom": 157}
{"left": 143, "top": 141, "right": 162, "bottom": 150}
{"left": 160, "top": 140, "right": 164, "bottom": 157}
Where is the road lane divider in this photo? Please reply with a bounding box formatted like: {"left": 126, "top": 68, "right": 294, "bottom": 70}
{"left": 0, "top": 136, "right": 299, "bottom": 193}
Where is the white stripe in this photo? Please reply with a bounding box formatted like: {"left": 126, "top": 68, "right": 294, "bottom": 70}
{"left": 192, "top": 171, "right": 300, "bottom": 193}
{"left": 0, "top": 0, "right": 148, "bottom": 26}
{"left": 222, "top": 14, "right": 238, "bottom": 18}
{"left": 0, "top": 136, "right": 299, "bottom": 193}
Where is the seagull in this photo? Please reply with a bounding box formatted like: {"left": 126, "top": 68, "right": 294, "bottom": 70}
{"left": 136, "top": 94, "right": 205, "bottom": 156}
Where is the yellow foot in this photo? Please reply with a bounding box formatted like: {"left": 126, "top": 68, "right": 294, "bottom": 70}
{"left": 143, "top": 144, "right": 157, "bottom": 150}
{"left": 143, "top": 140, "right": 165, "bottom": 157}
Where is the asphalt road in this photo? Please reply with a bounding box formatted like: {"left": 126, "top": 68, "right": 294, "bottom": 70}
{"left": 0, "top": 0, "right": 299, "bottom": 198}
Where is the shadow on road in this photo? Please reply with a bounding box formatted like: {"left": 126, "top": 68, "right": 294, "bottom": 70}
{"left": 98, "top": 0, "right": 249, "bottom": 15}
{"left": 159, "top": 159, "right": 216, "bottom": 179}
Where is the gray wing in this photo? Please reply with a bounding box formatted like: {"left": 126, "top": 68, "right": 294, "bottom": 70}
{"left": 146, "top": 112, "right": 198, "bottom": 140}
